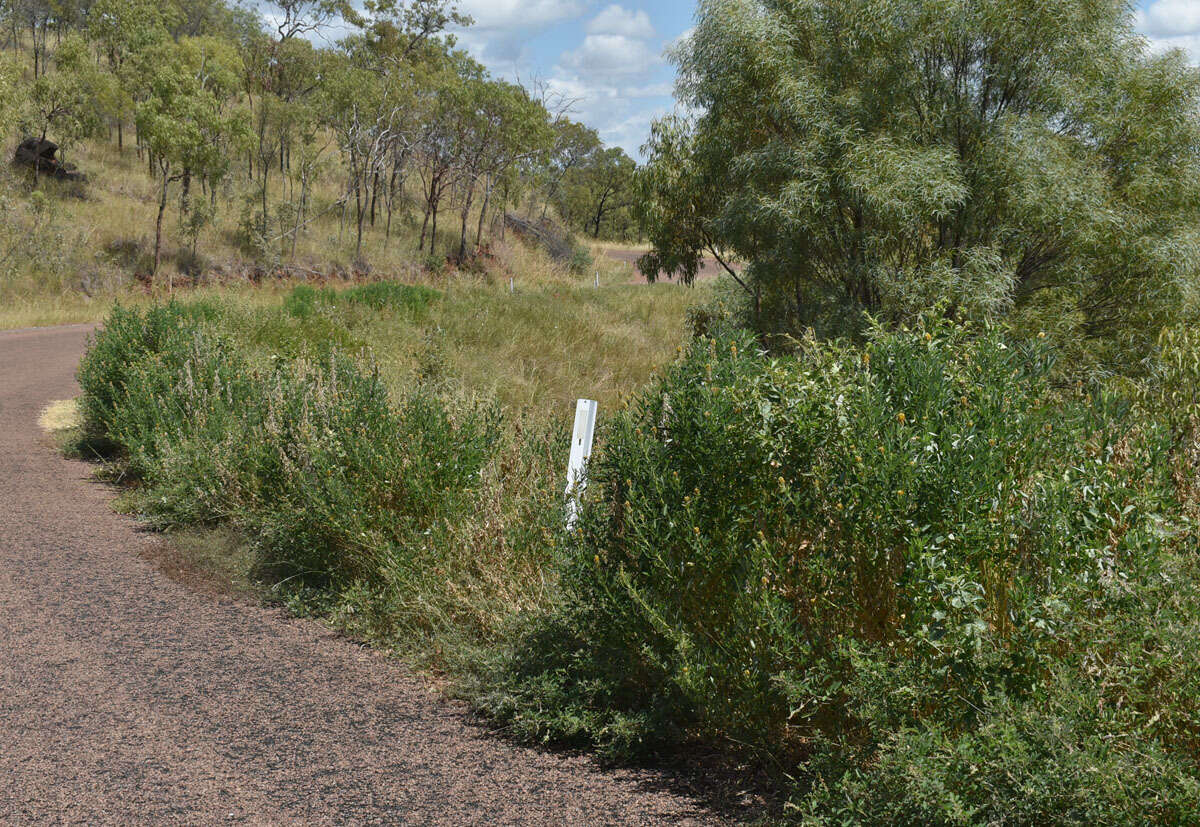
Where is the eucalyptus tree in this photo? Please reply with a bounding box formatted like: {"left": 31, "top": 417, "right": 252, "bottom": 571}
{"left": 10, "top": 0, "right": 52, "bottom": 75}
{"left": 319, "top": 54, "right": 403, "bottom": 259}
{"left": 451, "top": 77, "right": 553, "bottom": 259}
{"left": 409, "top": 50, "right": 478, "bottom": 257}
{"left": 538, "top": 119, "right": 600, "bottom": 221}
{"left": 643, "top": 0, "right": 1200, "bottom": 361}
{"left": 563, "top": 145, "right": 635, "bottom": 239}
{"left": 87, "top": 0, "right": 171, "bottom": 151}
{"left": 136, "top": 46, "right": 249, "bottom": 277}
{"left": 20, "top": 34, "right": 108, "bottom": 163}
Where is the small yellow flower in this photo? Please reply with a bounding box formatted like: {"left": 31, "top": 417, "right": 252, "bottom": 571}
{"left": 923, "top": 332, "right": 932, "bottom": 342}
{"left": 897, "top": 489, "right": 906, "bottom": 497}
{"left": 897, "top": 412, "right": 907, "bottom": 424}
{"left": 593, "top": 554, "right": 600, "bottom": 564}
{"left": 743, "top": 669, "right": 751, "bottom": 678}
{"left": 1038, "top": 331, "right": 1046, "bottom": 339}
{"left": 988, "top": 438, "right": 996, "bottom": 447}
{"left": 694, "top": 526, "right": 701, "bottom": 536}
{"left": 836, "top": 502, "right": 844, "bottom": 511}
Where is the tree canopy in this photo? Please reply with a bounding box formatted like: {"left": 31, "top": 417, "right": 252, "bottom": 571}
{"left": 641, "top": 0, "right": 1200, "bottom": 364}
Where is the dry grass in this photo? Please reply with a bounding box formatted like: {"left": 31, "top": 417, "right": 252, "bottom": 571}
{"left": 377, "top": 281, "right": 703, "bottom": 412}
{"left": 38, "top": 398, "right": 80, "bottom": 433}
{"left": 0, "top": 136, "right": 598, "bottom": 327}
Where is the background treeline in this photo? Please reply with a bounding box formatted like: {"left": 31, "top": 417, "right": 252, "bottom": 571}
{"left": 0, "top": 0, "right": 641, "bottom": 286}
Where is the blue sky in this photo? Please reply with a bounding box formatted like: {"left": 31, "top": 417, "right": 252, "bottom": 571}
{"left": 424, "top": 1, "right": 1200, "bottom": 161}
{"left": 449, "top": 1, "right": 694, "bottom": 159}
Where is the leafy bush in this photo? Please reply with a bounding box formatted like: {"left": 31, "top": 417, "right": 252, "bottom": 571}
{"left": 640, "top": 0, "right": 1200, "bottom": 365}
{"left": 78, "top": 301, "right": 500, "bottom": 591}
{"left": 78, "top": 299, "right": 1200, "bottom": 822}
{"left": 494, "top": 318, "right": 1200, "bottom": 816}
{"left": 568, "top": 243, "right": 593, "bottom": 276}
{"left": 76, "top": 300, "right": 224, "bottom": 455}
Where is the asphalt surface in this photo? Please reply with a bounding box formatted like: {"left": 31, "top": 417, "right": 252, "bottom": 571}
{"left": 0, "top": 323, "right": 720, "bottom": 825}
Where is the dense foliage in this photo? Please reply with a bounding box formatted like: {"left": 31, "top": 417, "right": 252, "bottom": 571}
{"left": 56, "top": 0, "right": 1200, "bottom": 821}
{"left": 491, "top": 320, "right": 1200, "bottom": 821}
{"left": 639, "top": 0, "right": 1200, "bottom": 367}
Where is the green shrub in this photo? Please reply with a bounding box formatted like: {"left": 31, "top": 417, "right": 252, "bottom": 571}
{"left": 282, "top": 284, "right": 328, "bottom": 318}
{"left": 568, "top": 244, "right": 593, "bottom": 276}
{"left": 78, "top": 300, "right": 500, "bottom": 591}
{"left": 76, "top": 301, "right": 224, "bottom": 455}
{"left": 235, "top": 353, "right": 500, "bottom": 587}
{"left": 494, "top": 318, "right": 1200, "bottom": 816}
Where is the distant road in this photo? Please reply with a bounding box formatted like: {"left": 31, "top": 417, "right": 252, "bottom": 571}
{"left": 604, "top": 247, "right": 738, "bottom": 284}
{"left": 0, "top": 323, "right": 721, "bottom": 825}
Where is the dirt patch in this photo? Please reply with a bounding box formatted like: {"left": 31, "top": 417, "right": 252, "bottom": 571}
{"left": 604, "top": 248, "right": 741, "bottom": 285}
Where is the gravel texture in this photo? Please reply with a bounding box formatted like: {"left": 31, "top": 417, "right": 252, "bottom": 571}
{"left": 0, "top": 323, "right": 723, "bottom": 825}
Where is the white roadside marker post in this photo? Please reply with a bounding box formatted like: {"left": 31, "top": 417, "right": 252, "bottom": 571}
{"left": 594, "top": 270, "right": 599, "bottom": 288}
{"left": 509, "top": 276, "right": 514, "bottom": 293}
{"left": 565, "top": 399, "right": 598, "bottom": 530}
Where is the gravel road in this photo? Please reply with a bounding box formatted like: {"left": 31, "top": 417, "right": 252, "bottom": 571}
{"left": 0, "top": 323, "right": 721, "bottom": 825}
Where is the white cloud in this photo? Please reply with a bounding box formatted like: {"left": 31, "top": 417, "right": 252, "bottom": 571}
{"left": 1144, "top": 32, "right": 1200, "bottom": 62}
{"left": 449, "top": 2, "right": 684, "bottom": 159}
{"left": 451, "top": 0, "right": 587, "bottom": 77}
{"left": 1137, "top": 0, "right": 1200, "bottom": 38}
{"left": 587, "top": 5, "right": 655, "bottom": 38}
{"left": 560, "top": 33, "right": 661, "bottom": 78}
{"left": 456, "top": 0, "right": 587, "bottom": 31}
{"left": 1136, "top": 1, "right": 1200, "bottom": 64}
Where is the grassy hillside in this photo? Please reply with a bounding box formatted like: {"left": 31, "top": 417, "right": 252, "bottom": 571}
{"left": 0, "top": 136, "right": 643, "bottom": 330}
